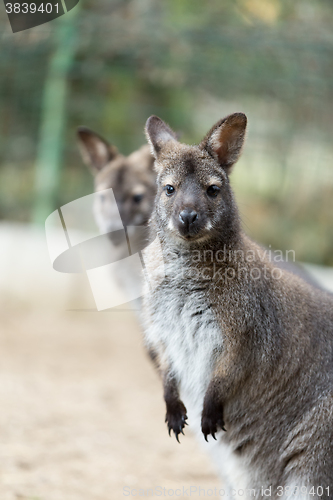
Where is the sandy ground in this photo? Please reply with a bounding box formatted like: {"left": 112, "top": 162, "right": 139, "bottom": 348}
{"left": 0, "top": 306, "right": 220, "bottom": 500}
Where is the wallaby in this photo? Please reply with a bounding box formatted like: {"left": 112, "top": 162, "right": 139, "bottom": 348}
{"left": 77, "top": 127, "right": 156, "bottom": 244}
{"left": 77, "top": 127, "right": 156, "bottom": 304}
{"left": 142, "top": 113, "right": 333, "bottom": 499}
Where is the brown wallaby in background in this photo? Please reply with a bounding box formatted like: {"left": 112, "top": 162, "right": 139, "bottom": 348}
{"left": 77, "top": 127, "right": 156, "bottom": 243}
{"left": 142, "top": 113, "right": 333, "bottom": 499}
{"left": 77, "top": 127, "right": 156, "bottom": 304}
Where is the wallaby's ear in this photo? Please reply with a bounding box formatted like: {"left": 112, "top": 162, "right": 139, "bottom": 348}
{"left": 77, "top": 127, "right": 119, "bottom": 172}
{"left": 139, "top": 145, "right": 155, "bottom": 171}
{"left": 200, "top": 113, "right": 247, "bottom": 173}
{"left": 145, "top": 116, "right": 178, "bottom": 158}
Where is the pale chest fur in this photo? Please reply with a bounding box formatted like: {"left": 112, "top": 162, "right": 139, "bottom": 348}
{"left": 143, "top": 254, "right": 222, "bottom": 418}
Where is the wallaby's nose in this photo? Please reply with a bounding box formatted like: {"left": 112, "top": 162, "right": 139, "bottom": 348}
{"left": 179, "top": 209, "right": 198, "bottom": 226}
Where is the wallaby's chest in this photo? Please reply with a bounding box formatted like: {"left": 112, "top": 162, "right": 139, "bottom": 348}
{"left": 146, "top": 274, "right": 222, "bottom": 415}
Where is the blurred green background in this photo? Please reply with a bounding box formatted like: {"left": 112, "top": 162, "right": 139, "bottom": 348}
{"left": 0, "top": 0, "right": 332, "bottom": 264}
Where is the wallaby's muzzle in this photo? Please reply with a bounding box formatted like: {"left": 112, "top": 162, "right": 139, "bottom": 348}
{"left": 174, "top": 206, "right": 206, "bottom": 239}
{"left": 179, "top": 208, "right": 198, "bottom": 229}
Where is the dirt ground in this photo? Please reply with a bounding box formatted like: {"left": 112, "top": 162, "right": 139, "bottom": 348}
{"left": 0, "top": 306, "right": 220, "bottom": 500}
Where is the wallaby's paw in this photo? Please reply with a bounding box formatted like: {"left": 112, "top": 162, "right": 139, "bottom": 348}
{"left": 201, "top": 400, "right": 226, "bottom": 441}
{"left": 165, "top": 400, "right": 188, "bottom": 442}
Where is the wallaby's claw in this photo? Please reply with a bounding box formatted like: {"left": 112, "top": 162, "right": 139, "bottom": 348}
{"left": 201, "top": 401, "right": 225, "bottom": 441}
{"left": 165, "top": 401, "right": 188, "bottom": 442}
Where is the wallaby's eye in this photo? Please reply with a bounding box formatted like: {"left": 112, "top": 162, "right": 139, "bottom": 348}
{"left": 165, "top": 185, "right": 175, "bottom": 196}
{"left": 133, "top": 193, "right": 144, "bottom": 203}
{"left": 207, "top": 185, "right": 220, "bottom": 198}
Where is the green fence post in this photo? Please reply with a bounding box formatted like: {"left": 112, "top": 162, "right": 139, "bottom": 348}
{"left": 32, "top": 4, "right": 79, "bottom": 224}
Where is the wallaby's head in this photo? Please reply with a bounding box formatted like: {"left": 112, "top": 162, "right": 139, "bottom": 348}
{"left": 77, "top": 127, "right": 156, "bottom": 239}
{"left": 145, "top": 113, "right": 247, "bottom": 247}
